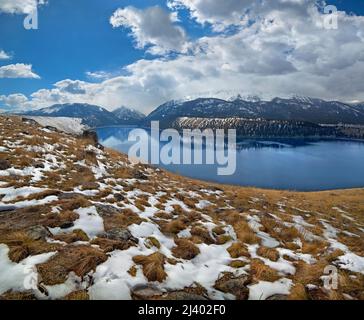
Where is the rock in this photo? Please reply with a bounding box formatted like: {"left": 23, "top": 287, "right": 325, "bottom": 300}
{"left": 114, "top": 193, "right": 125, "bottom": 202}
{"left": 26, "top": 225, "right": 52, "bottom": 240}
{"left": 0, "top": 159, "right": 11, "bottom": 170}
{"left": 58, "top": 192, "right": 85, "bottom": 200}
{"left": 266, "top": 294, "right": 288, "bottom": 300}
{"left": 99, "top": 228, "right": 138, "bottom": 243}
{"left": 131, "top": 284, "right": 163, "bottom": 300}
{"left": 214, "top": 273, "right": 250, "bottom": 300}
{"left": 133, "top": 171, "right": 148, "bottom": 180}
{"left": 83, "top": 130, "right": 103, "bottom": 149}
{"left": 32, "top": 161, "right": 45, "bottom": 169}
{"left": 0, "top": 290, "right": 37, "bottom": 300}
{"left": 0, "top": 205, "right": 16, "bottom": 213}
{"left": 161, "top": 292, "right": 208, "bottom": 300}
{"left": 95, "top": 204, "right": 120, "bottom": 217}
{"left": 59, "top": 221, "right": 74, "bottom": 229}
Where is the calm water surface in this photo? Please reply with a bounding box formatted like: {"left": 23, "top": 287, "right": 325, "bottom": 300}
{"left": 96, "top": 126, "right": 364, "bottom": 191}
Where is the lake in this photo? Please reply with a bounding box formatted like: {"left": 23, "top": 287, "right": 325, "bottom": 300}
{"left": 96, "top": 126, "right": 364, "bottom": 191}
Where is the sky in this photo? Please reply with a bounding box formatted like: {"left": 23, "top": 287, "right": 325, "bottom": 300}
{"left": 0, "top": 0, "right": 364, "bottom": 114}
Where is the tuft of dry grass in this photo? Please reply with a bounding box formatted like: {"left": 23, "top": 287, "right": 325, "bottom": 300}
{"left": 233, "top": 221, "right": 260, "bottom": 245}
{"left": 172, "top": 238, "right": 200, "bottom": 260}
{"left": 250, "top": 259, "right": 281, "bottom": 282}
{"left": 63, "top": 290, "right": 89, "bottom": 300}
{"left": 102, "top": 208, "right": 145, "bottom": 231}
{"left": 37, "top": 245, "right": 107, "bottom": 285}
{"left": 133, "top": 252, "right": 167, "bottom": 282}
{"left": 161, "top": 219, "right": 187, "bottom": 235}
{"left": 227, "top": 242, "right": 250, "bottom": 258}
{"left": 287, "top": 283, "right": 308, "bottom": 300}
{"left": 257, "top": 246, "right": 280, "bottom": 262}
{"left": 54, "top": 229, "right": 89, "bottom": 244}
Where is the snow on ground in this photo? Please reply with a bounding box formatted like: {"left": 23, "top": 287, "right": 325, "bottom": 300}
{"left": 0, "top": 244, "right": 56, "bottom": 296}
{"left": 23, "top": 116, "right": 88, "bottom": 135}
{"left": 248, "top": 278, "right": 293, "bottom": 300}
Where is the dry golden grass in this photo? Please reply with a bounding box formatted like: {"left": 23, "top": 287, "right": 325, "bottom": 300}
{"left": 172, "top": 238, "right": 200, "bottom": 260}
{"left": 54, "top": 229, "right": 89, "bottom": 244}
{"left": 227, "top": 242, "right": 250, "bottom": 258}
{"left": 190, "top": 225, "right": 215, "bottom": 244}
{"left": 301, "top": 240, "right": 328, "bottom": 256}
{"left": 63, "top": 290, "right": 89, "bottom": 300}
{"left": 161, "top": 219, "right": 187, "bottom": 235}
{"left": 2, "top": 116, "right": 364, "bottom": 299}
{"left": 133, "top": 252, "right": 167, "bottom": 282}
{"left": 257, "top": 246, "right": 280, "bottom": 262}
{"left": 250, "top": 259, "right": 281, "bottom": 282}
{"left": 0, "top": 231, "right": 61, "bottom": 263}
{"left": 102, "top": 208, "right": 145, "bottom": 231}
{"left": 293, "top": 261, "right": 328, "bottom": 286}
{"left": 37, "top": 245, "right": 107, "bottom": 285}
{"left": 233, "top": 220, "right": 260, "bottom": 245}
{"left": 0, "top": 290, "right": 37, "bottom": 300}
{"left": 287, "top": 283, "right": 308, "bottom": 300}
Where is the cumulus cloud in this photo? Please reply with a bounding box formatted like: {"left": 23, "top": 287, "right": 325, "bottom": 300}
{"left": 0, "top": 50, "right": 11, "bottom": 60}
{"left": 6, "top": 1, "right": 364, "bottom": 114}
{"left": 0, "top": 0, "right": 46, "bottom": 14}
{"left": 0, "top": 93, "right": 29, "bottom": 108}
{"left": 0, "top": 63, "right": 40, "bottom": 79}
{"left": 168, "top": 0, "right": 319, "bottom": 31}
{"left": 110, "top": 5, "right": 188, "bottom": 55}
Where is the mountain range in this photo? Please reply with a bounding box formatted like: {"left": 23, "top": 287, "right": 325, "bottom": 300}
{"left": 145, "top": 96, "right": 364, "bottom": 126}
{"left": 16, "top": 97, "right": 364, "bottom": 128}
{"left": 23, "top": 103, "right": 145, "bottom": 127}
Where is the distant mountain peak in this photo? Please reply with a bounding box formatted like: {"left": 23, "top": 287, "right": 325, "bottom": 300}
{"left": 22, "top": 103, "right": 145, "bottom": 127}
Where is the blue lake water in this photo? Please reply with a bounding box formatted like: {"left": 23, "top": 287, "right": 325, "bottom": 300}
{"left": 96, "top": 126, "right": 364, "bottom": 191}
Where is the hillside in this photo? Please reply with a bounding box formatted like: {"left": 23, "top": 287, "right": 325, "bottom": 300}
{"left": 145, "top": 97, "right": 364, "bottom": 126}
{"left": 0, "top": 116, "right": 363, "bottom": 300}
{"left": 172, "top": 117, "right": 338, "bottom": 138}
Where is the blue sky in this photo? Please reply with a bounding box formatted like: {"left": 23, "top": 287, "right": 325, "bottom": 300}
{"left": 0, "top": 0, "right": 210, "bottom": 96}
{"left": 0, "top": 0, "right": 364, "bottom": 113}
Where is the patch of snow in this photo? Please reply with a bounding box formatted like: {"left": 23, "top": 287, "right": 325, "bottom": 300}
{"left": 23, "top": 116, "right": 88, "bottom": 135}
{"left": 51, "top": 206, "right": 104, "bottom": 239}
{"left": 335, "top": 253, "right": 364, "bottom": 274}
{"left": 0, "top": 186, "right": 47, "bottom": 202}
{"left": 248, "top": 278, "right": 292, "bottom": 300}
{"left": 0, "top": 244, "right": 56, "bottom": 295}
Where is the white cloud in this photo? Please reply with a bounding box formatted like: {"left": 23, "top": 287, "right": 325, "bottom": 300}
{"left": 6, "top": 1, "right": 364, "bottom": 114}
{"left": 0, "top": 50, "right": 11, "bottom": 60}
{"left": 168, "top": 0, "right": 253, "bottom": 31}
{"left": 86, "top": 71, "right": 113, "bottom": 81}
{"left": 0, "top": 0, "right": 46, "bottom": 14}
{"left": 0, "top": 64, "right": 40, "bottom": 79}
{"left": 0, "top": 93, "right": 29, "bottom": 108}
{"left": 110, "top": 6, "right": 188, "bottom": 55}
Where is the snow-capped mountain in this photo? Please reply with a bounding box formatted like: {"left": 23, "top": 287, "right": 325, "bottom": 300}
{"left": 23, "top": 103, "right": 143, "bottom": 128}
{"left": 145, "top": 96, "right": 364, "bottom": 126}
{"left": 112, "top": 106, "right": 145, "bottom": 124}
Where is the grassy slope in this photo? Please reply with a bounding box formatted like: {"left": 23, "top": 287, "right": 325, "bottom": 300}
{"left": 0, "top": 116, "right": 363, "bottom": 300}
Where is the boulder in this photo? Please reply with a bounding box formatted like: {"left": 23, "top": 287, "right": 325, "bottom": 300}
{"left": 131, "top": 284, "right": 163, "bottom": 300}
{"left": 0, "top": 159, "right": 11, "bottom": 170}
{"left": 99, "top": 228, "right": 138, "bottom": 244}
{"left": 26, "top": 225, "right": 52, "bottom": 241}
{"left": 214, "top": 273, "right": 250, "bottom": 300}
{"left": 95, "top": 204, "right": 120, "bottom": 217}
